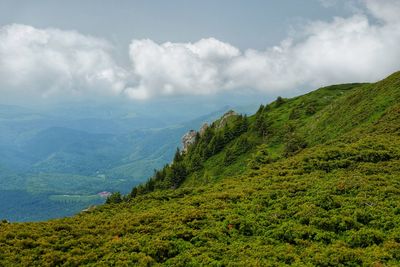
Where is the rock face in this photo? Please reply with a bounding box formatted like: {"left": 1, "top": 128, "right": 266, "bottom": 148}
{"left": 181, "top": 110, "right": 237, "bottom": 153}
{"left": 97, "top": 191, "right": 112, "bottom": 198}
{"left": 217, "top": 110, "right": 238, "bottom": 129}
{"left": 181, "top": 130, "right": 197, "bottom": 153}
{"left": 199, "top": 123, "right": 209, "bottom": 136}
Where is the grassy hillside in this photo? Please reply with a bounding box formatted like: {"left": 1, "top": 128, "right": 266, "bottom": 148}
{"left": 1, "top": 72, "right": 400, "bottom": 266}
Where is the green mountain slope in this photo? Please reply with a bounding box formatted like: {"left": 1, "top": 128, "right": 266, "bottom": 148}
{"left": 1, "top": 72, "right": 400, "bottom": 266}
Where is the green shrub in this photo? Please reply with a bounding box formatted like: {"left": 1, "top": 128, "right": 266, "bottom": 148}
{"left": 347, "top": 229, "right": 384, "bottom": 248}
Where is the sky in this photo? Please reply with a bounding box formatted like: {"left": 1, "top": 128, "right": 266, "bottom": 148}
{"left": 0, "top": 0, "right": 399, "bottom": 106}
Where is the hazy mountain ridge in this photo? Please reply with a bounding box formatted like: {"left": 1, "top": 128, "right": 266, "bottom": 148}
{"left": 0, "top": 103, "right": 252, "bottom": 221}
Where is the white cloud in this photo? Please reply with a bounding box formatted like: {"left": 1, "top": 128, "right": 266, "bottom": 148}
{"left": 0, "top": 24, "right": 128, "bottom": 101}
{"left": 1, "top": 0, "right": 400, "bottom": 101}
{"left": 125, "top": 38, "right": 239, "bottom": 99}
{"left": 363, "top": 0, "right": 400, "bottom": 23}
{"left": 126, "top": 0, "right": 400, "bottom": 99}
{"left": 226, "top": 13, "right": 400, "bottom": 92}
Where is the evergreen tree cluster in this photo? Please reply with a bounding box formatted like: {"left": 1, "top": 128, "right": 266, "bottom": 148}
{"left": 252, "top": 104, "right": 273, "bottom": 138}
{"left": 122, "top": 114, "right": 250, "bottom": 199}
{"left": 107, "top": 96, "right": 308, "bottom": 204}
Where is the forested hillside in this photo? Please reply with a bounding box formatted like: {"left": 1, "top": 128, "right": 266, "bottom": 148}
{"left": 1, "top": 72, "right": 400, "bottom": 266}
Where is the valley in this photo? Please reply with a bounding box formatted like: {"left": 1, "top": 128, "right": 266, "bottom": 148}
{"left": 0, "top": 103, "right": 256, "bottom": 221}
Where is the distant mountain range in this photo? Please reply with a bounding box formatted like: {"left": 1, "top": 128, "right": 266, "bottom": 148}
{"left": 0, "top": 102, "right": 258, "bottom": 221}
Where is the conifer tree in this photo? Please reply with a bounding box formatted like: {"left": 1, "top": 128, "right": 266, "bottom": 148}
{"left": 275, "top": 96, "right": 285, "bottom": 107}
{"left": 106, "top": 192, "right": 122, "bottom": 204}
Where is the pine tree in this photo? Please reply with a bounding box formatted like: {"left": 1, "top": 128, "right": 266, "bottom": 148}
{"left": 223, "top": 124, "right": 233, "bottom": 144}
{"left": 256, "top": 104, "right": 265, "bottom": 115}
{"left": 241, "top": 115, "right": 249, "bottom": 133}
{"left": 210, "top": 133, "right": 225, "bottom": 155}
{"left": 169, "top": 162, "right": 187, "bottom": 188}
{"left": 275, "top": 96, "right": 285, "bottom": 107}
{"left": 130, "top": 187, "right": 138, "bottom": 198}
{"left": 173, "top": 148, "right": 183, "bottom": 162}
{"left": 106, "top": 192, "right": 122, "bottom": 204}
{"left": 253, "top": 113, "right": 271, "bottom": 138}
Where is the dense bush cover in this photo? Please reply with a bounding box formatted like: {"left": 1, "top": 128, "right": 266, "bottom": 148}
{"left": 0, "top": 72, "right": 399, "bottom": 266}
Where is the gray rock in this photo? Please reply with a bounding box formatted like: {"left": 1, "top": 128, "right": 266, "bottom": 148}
{"left": 217, "top": 110, "right": 238, "bottom": 129}
{"left": 181, "top": 130, "right": 197, "bottom": 153}
{"left": 199, "top": 123, "right": 209, "bottom": 136}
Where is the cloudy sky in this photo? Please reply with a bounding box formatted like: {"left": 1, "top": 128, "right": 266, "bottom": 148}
{"left": 0, "top": 0, "right": 399, "bottom": 105}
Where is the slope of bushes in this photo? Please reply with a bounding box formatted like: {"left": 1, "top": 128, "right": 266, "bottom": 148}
{"left": 1, "top": 72, "right": 400, "bottom": 266}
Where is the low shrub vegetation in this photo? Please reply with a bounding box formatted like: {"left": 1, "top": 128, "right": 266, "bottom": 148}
{"left": 1, "top": 72, "right": 399, "bottom": 265}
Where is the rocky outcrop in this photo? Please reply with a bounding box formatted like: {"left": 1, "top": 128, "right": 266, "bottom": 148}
{"left": 181, "top": 130, "right": 197, "bottom": 153}
{"left": 181, "top": 110, "right": 237, "bottom": 153}
{"left": 181, "top": 123, "right": 207, "bottom": 153}
{"left": 199, "top": 123, "right": 209, "bottom": 136}
{"left": 217, "top": 110, "right": 238, "bottom": 129}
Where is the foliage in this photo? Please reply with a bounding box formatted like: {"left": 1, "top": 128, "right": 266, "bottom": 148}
{"left": 1, "top": 71, "right": 400, "bottom": 265}
{"left": 130, "top": 114, "right": 251, "bottom": 193}
{"left": 106, "top": 192, "right": 123, "bottom": 204}
{"left": 275, "top": 96, "right": 285, "bottom": 107}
